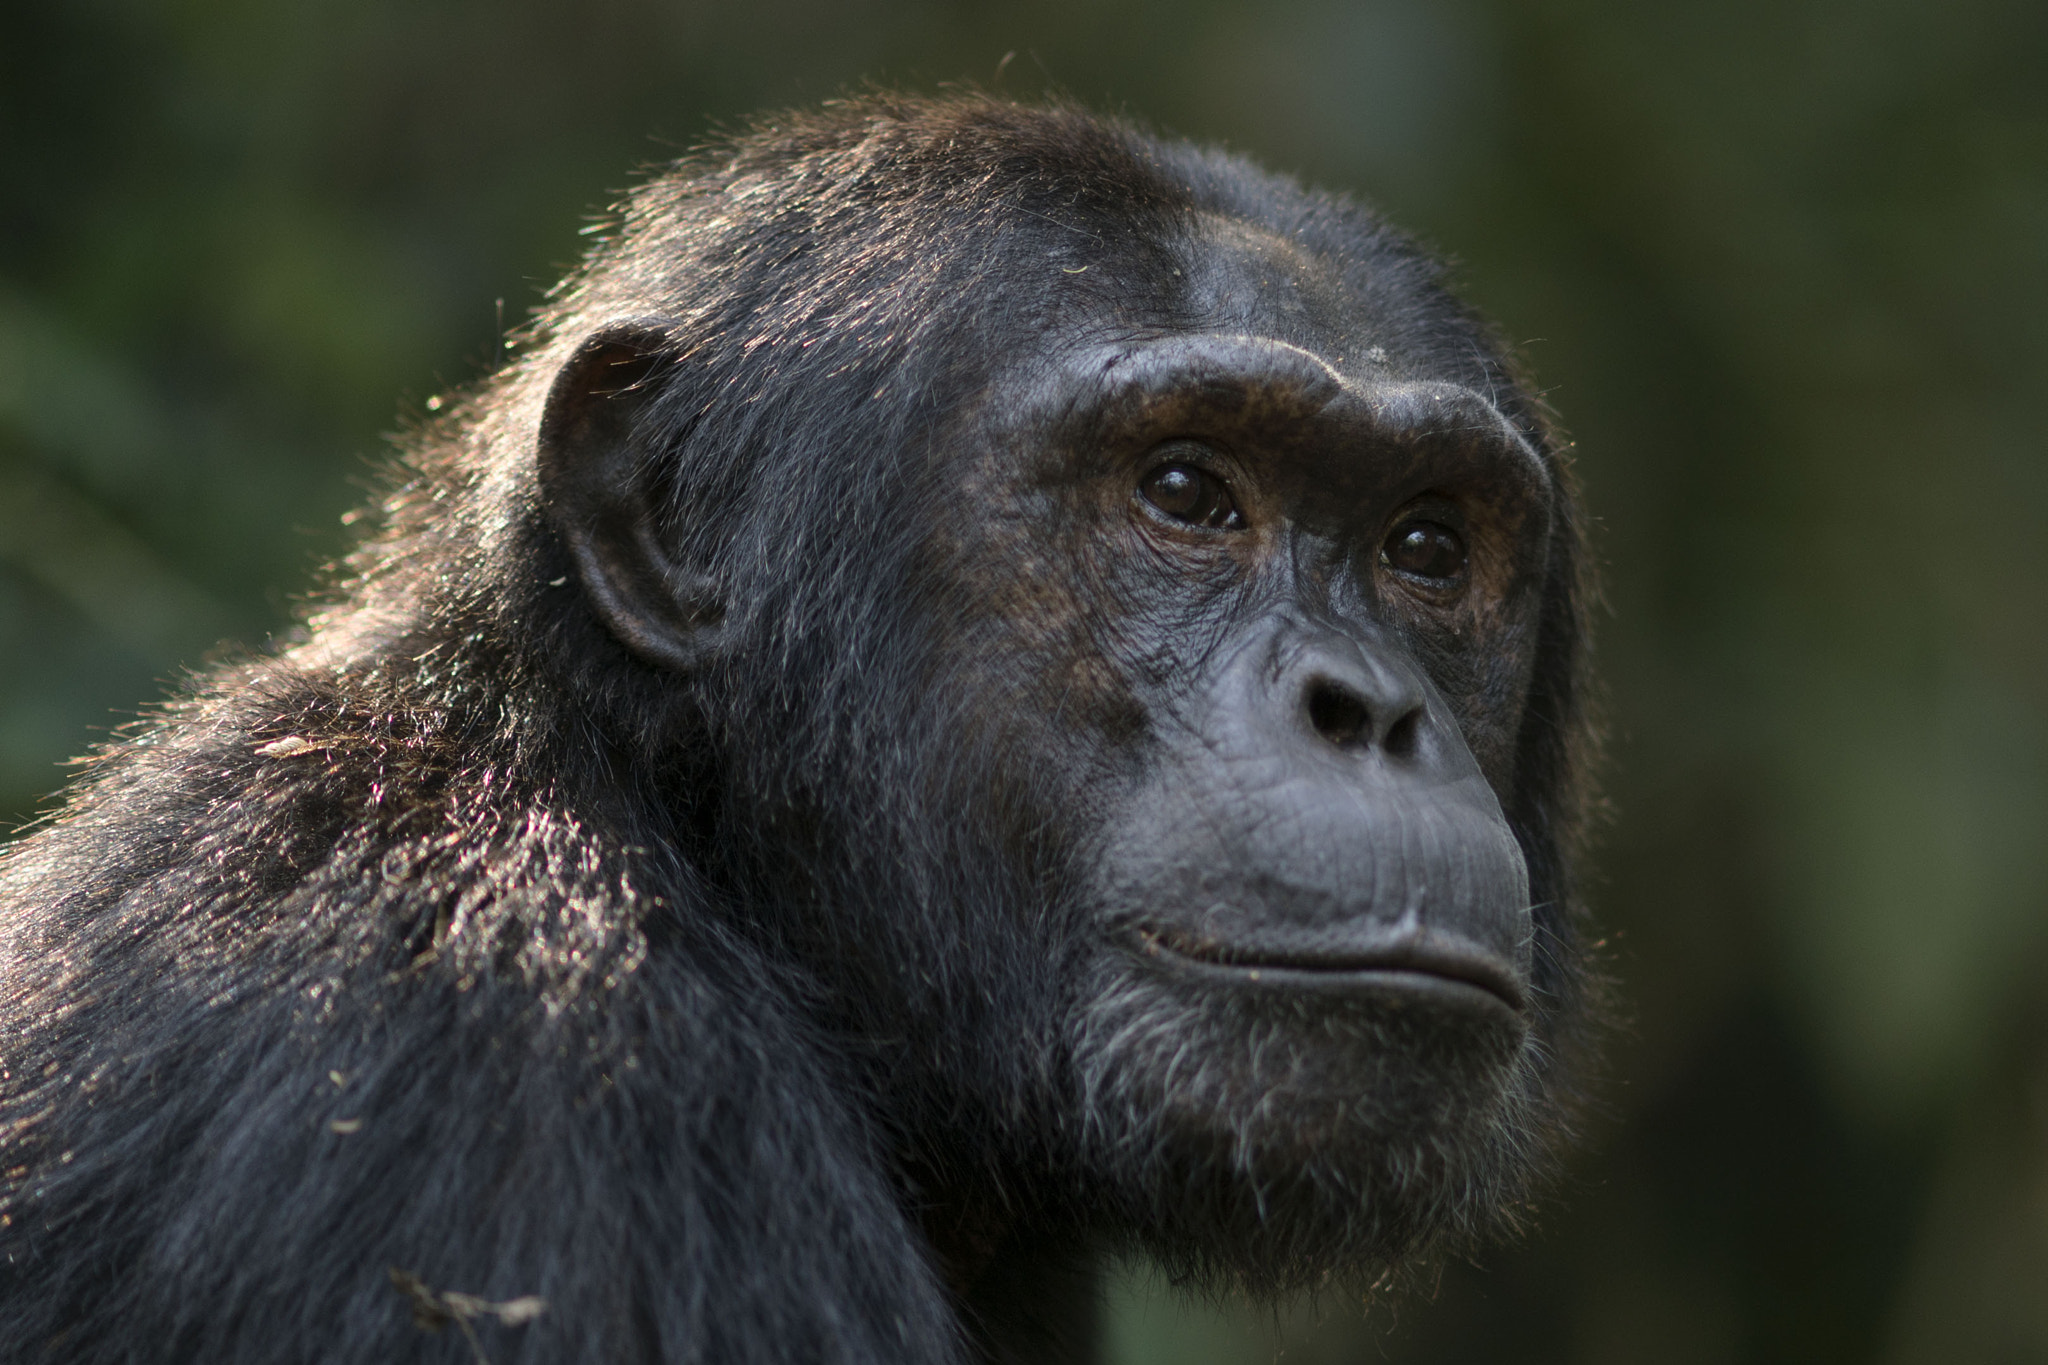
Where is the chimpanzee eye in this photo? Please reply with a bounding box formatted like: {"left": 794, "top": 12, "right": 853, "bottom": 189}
{"left": 1139, "top": 463, "right": 1245, "bottom": 530}
{"left": 1383, "top": 520, "right": 1467, "bottom": 583}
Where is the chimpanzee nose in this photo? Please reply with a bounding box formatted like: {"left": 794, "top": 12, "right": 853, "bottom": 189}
{"left": 1291, "top": 639, "right": 1428, "bottom": 762}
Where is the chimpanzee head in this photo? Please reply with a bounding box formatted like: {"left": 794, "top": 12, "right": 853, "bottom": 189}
{"left": 527, "top": 95, "right": 1594, "bottom": 1290}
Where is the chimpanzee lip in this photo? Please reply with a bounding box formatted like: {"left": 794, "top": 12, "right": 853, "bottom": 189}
{"left": 1131, "top": 922, "right": 1528, "bottom": 1014}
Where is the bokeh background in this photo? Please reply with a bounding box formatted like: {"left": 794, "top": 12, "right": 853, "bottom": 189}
{"left": 4, "top": 1, "right": 2045, "bottom": 1360}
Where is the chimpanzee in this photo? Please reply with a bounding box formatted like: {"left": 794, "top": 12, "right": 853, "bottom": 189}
{"left": 0, "top": 95, "right": 1596, "bottom": 1364}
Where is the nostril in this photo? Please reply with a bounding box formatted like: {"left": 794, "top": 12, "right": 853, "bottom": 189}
{"left": 1383, "top": 707, "right": 1421, "bottom": 761}
{"left": 1305, "top": 678, "right": 1372, "bottom": 750}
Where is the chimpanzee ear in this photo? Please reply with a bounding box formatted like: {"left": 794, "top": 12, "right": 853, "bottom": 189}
{"left": 536, "top": 322, "right": 725, "bottom": 672}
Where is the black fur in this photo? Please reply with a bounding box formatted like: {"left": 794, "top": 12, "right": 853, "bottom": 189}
{"left": 0, "top": 95, "right": 1596, "bottom": 1364}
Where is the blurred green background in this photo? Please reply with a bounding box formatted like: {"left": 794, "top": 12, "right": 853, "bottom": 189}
{"left": 4, "top": 1, "right": 2045, "bottom": 1360}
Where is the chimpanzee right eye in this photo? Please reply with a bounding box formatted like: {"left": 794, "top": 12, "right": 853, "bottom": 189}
{"left": 1138, "top": 463, "right": 1245, "bottom": 530}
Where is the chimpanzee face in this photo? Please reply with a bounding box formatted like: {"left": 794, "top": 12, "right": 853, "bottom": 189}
{"left": 921, "top": 216, "right": 1557, "bottom": 1276}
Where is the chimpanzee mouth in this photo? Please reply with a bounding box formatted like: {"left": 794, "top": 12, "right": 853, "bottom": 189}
{"left": 1130, "top": 922, "right": 1529, "bottom": 1015}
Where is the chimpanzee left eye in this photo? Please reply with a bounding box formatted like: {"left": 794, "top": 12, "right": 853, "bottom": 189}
{"left": 1139, "top": 463, "right": 1245, "bottom": 530}
{"left": 1383, "top": 520, "right": 1467, "bottom": 582}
